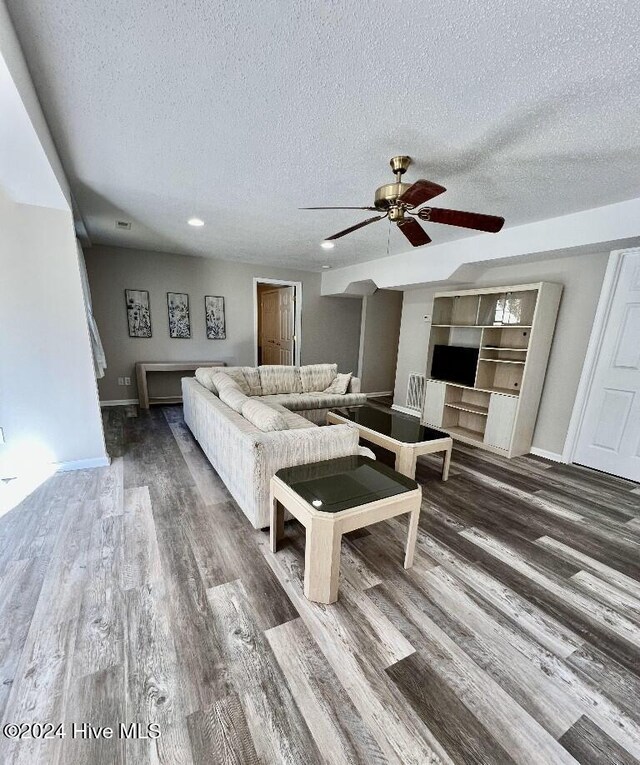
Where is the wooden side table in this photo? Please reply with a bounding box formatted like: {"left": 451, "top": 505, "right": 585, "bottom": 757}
{"left": 135, "top": 361, "right": 225, "bottom": 408}
{"left": 270, "top": 456, "right": 422, "bottom": 604}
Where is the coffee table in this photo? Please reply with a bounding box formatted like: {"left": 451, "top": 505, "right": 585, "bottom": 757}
{"left": 270, "top": 455, "right": 422, "bottom": 604}
{"left": 327, "top": 404, "right": 453, "bottom": 480}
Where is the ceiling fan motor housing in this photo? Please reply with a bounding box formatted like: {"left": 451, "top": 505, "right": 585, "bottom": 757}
{"left": 374, "top": 182, "right": 411, "bottom": 210}
{"left": 375, "top": 155, "right": 412, "bottom": 209}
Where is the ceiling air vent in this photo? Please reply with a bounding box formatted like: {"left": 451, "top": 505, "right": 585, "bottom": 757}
{"left": 115, "top": 220, "right": 131, "bottom": 230}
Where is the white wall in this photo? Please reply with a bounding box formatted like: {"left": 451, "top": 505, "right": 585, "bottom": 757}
{"left": 393, "top": 251, "right": 609, "bottom": 456}
{"left": 0, "top": 190, "right": 107, "bottom": 475}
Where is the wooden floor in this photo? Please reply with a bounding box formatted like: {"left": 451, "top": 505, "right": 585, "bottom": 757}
{"left": 1, "top": 405, "right": 640, "bottom": 764}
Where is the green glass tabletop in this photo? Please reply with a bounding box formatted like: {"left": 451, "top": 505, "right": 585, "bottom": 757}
{"left": 275, "top": 455, "right": 418, "bottom": 514}
{"left": 331, "top": 404, "right": 448, "bottom": 444}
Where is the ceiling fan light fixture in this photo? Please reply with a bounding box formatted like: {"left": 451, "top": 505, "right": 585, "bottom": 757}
{"left": 302, "top": 156, "right": 504, "bottom": 248}
{"left": 188, "top": 217, "right": 204, "bottom": 227}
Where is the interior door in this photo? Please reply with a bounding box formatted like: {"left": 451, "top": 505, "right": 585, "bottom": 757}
{"left": 573, "top": 250, "right": 640, "bottom": 481}
{"left": 260, "top": 286, "right": 295, "bottom": 365}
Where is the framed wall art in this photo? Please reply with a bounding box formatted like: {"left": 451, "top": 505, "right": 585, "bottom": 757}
{"left": 205, "top": 295, "right": 226, "bottom": 339}
{"left": 125, "top": 289, "right": 152, "bottom": 338}
{"left": 167, "top": 292, "right": 191, "bottom": 338}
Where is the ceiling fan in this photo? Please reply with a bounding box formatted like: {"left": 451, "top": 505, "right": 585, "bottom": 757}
{"left": 301, "top": 156, "right": 505, "bottom": 247}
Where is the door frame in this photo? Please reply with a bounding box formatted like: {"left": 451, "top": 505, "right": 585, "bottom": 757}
{"left": 562, "top": 247, "right": 637, "bottom": 464}
{"left": 253, "top": 277, "right": 302, "bottom": 367}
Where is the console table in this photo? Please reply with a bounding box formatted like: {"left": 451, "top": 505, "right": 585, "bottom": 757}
{"left": 135, "top": 361, "right": 225, "bottom": 408}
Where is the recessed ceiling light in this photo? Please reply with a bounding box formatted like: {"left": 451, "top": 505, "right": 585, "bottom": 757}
{"left": 188, "top": 217, "right": 204, "bottom": 227}
{"left": 320, "top": 241, "right": 334, "bottom": 249}
{"left": 322, "top": 265, "right": 331, "bottom": 269}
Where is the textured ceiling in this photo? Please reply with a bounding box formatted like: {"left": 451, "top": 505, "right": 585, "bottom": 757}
{"left": 6, "top": 0, "right": 640, "bottom": 270}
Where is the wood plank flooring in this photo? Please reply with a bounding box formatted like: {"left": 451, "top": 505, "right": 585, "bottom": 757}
{"left": 0, "top": 404, "right": 639, "bottom": 764}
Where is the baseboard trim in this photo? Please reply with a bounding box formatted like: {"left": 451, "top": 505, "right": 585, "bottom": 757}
{"left": 529, "top": 447, "right": 566, "bottom": 464}
{"left": 365, "top": 391, "right": 393, "bottom": 399}
{"left": 391, "top": 404, "right": 421, "bottom": 418}
{"left": 55, "top": 456, "right": 111, "bottom": 471}
{"left": 100, "top": 398, "right": 139, "bottom": 407}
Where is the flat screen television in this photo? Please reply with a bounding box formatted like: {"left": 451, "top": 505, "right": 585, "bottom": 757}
{"left": 431, "top": 345, "right": 479, "bottom": 387}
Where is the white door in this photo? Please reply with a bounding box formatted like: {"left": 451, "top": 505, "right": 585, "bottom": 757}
{"left": 573, "top": 250, "right": 640, "bottom": 481}
{"left": 260, "top": 287, "right": 295, "bottom": 365}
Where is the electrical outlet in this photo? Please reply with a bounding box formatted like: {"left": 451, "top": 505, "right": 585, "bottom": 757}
{"left": 118, "top": 377, "right": 124, "bottom": 385}
{"left": 124, "top": 377, "right": 131, "bottom": 386}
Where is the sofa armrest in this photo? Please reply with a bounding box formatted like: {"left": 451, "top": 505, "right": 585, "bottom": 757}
{"left": 348, "top": 376, "right": 361, "bottom": 394}
{"left": 251, "top": 424, "right": 360, "bottom": 527}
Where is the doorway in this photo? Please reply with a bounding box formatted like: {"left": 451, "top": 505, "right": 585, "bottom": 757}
{"left": 254, "top": 279, "right": 302, "bottom": 366}
{"left": 572, "top": 248, "right": 640, "bottom": 481}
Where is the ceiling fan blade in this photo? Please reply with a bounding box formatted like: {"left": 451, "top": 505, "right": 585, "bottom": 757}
{"left": 397, "top": 218, "right": 431, "bottom": 247}
{"left": 300, "top": 206, "right": 378, "bottom": 210}
{"left": 398, "top": 179, "right": 446, "bottom": 208}
{"left": 326, "top": 215, "right": 386, "bottom": 240}
{"left": 418, "top": 206, "right": 505, "bottom": 233}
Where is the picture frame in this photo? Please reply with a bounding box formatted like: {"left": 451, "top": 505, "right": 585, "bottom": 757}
{"left": 125, "top": 289, "right": 152, "bottom": 338}
{"left": 205, "top": 295, "right": 226, "bottom": 339}
{"left": 167, "top": 292, "right": 191, "bottom": 338}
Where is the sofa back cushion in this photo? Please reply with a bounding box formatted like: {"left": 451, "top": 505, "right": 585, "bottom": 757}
{"left": 218, "top": 385, "right": 249, "bottom": 413}
{"left": 241, "top": 398, "right": 289, "bottom": 432}
{"left": 241, "top": 367, "right": 262, "bottom": 396}
{"left": 299, "top": 363, "right": 337, "bottom": 393}
{"left": 258, "top": 365, "right": 303, "bottom": 395}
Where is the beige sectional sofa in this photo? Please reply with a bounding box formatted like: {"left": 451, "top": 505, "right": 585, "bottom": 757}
{"left": 182, "top": 364, "right": 368, "bottom": 528}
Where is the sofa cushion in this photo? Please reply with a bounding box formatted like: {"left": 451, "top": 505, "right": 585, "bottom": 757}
{"left": 299, "top": 363, "right": 337, "bottom": 393}
{"left": 323, "top": 372, "right": 352, "bottom": 395}
{"left": 212, "top": 372, "right": 242, "bottom": 392}
{"left": 241, "top": 398, "right": 289, "bottom": 432}
{"left": 220, "top": 369, "right": 252, "bottom": 395}
{"left": 195, "top": 366, "right": 252, "bottom": 395}
{"left": 258, "top": 391, "right": 367, "bottom": 411}
{"left": 195, "top": 367, "right": 218, "bottom": 392}
{"left": 258, "top": 365, "right": 302, "bottom": 395}
{"left": 241, "top": 367, "right": 262, "bottom": 396}
{"left": 262, "top": 401, "right": 317, "bottom": 430}
{"left": 218, "top": 385, "right": 249, "bottom": 413}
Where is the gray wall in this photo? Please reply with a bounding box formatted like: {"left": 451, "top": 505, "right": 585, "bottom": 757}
{"left": 86, "top": 246, "right": 362, "bottom": 402}
{"left": 358, "top": 289, "right": 403, "bottom": 393}
{"left": 393, "top": 250, "right": 610, "bottom": 456}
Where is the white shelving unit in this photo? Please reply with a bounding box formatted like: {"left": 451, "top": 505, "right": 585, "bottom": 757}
{"left": 422, "top": 282, "right": 562, "bottom": 457}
